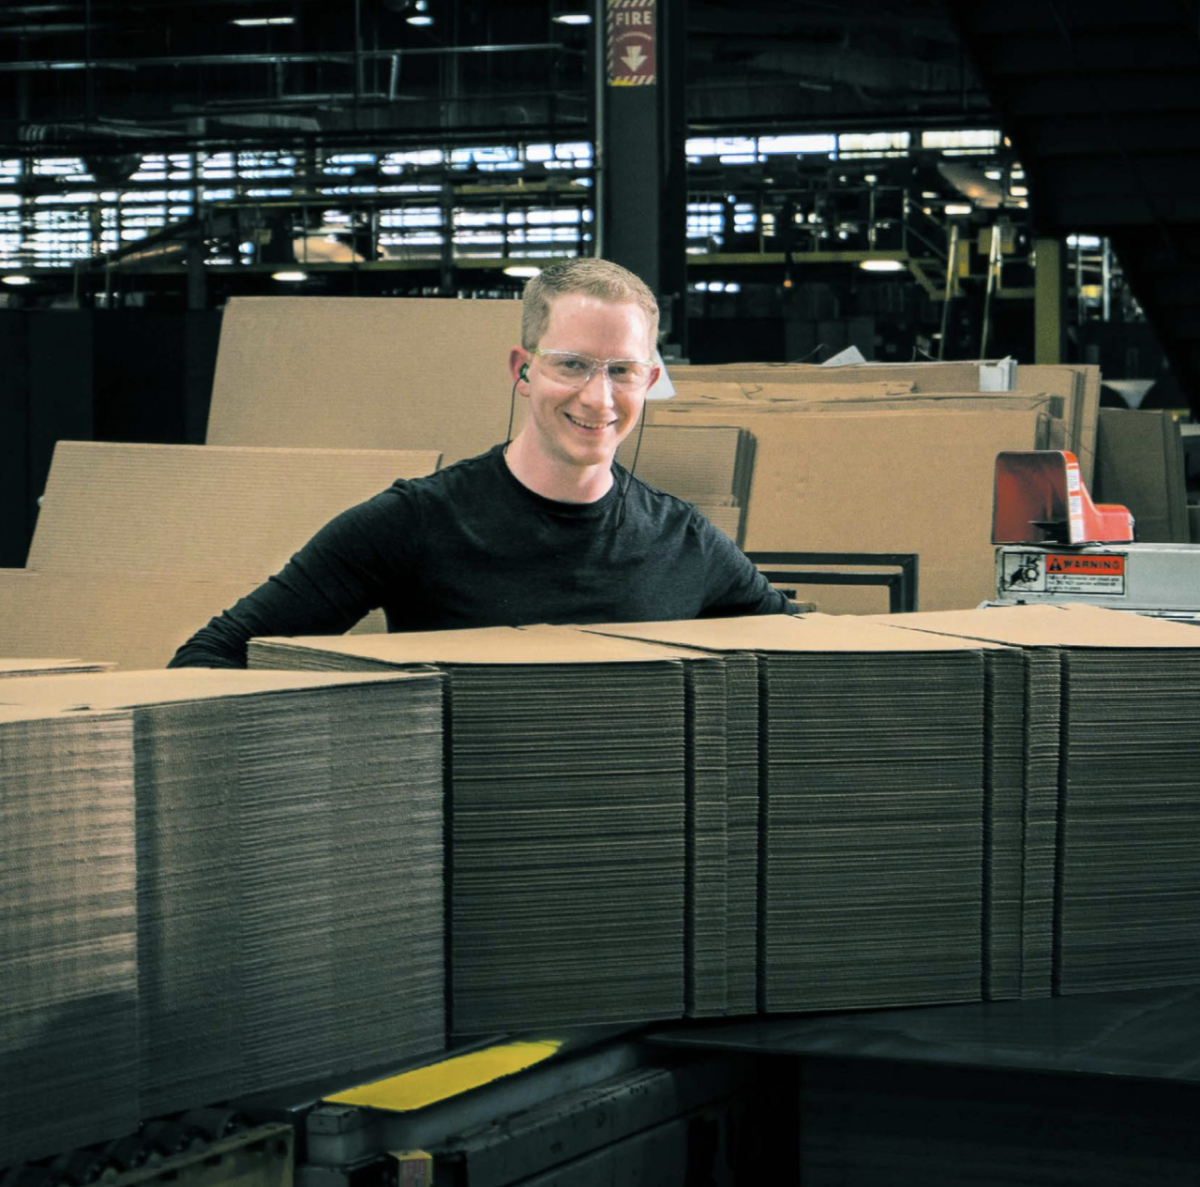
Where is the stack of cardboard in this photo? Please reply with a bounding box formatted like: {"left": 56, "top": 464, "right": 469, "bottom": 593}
{"left": 647, "top": 359, "right": 1098, "bottom": 613}
{"left": 580, "top": 614, "right": 993, "bottom": 1013}
{"left": 522, "top": 624, "right": 731, "bottom": 1018}
{"left": 0, "top": 705, "right": 139, "bottom": 1167}
{"left": 248, "top": 627, "right": 694, "bottom": 1033}
{"left": 0, "top": 668, "right": 446, "bottom": 1110}
{"left": 616, "top": 425, "right": 754, "bottom": 544}
{"left": 875, "top": 604, "right": 1200, "bottom": 996}
{"left": 1093, "top": 408, "right": 1190, "bottom": 543}
{"left": 0, "top": 658, "right": 111, "bottom": 676}
{"left": 0, "top": 441, "right": 440, "bottom": 668}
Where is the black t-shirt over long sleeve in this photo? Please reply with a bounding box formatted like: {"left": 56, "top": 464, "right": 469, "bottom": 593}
{"left": 169, "top": 444, "right": 793, "bottom": 668}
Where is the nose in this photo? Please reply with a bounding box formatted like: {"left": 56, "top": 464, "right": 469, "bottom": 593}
{"left": 576, "top": 365, "right": 615, "bottom": 407}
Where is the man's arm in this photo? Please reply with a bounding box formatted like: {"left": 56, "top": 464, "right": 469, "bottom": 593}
{"left": 169, "top": 492, "right": 409, "bottom": 668}
{"left": 695, "top": 514, "right": 796, "bottom": 618}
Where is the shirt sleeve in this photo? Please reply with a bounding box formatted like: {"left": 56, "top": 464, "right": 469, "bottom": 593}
{"left": 693, "top": 512, "right": 797, "bottom": 618}
{"left": 167, "top": 487, "right": 415, "bottom": 668}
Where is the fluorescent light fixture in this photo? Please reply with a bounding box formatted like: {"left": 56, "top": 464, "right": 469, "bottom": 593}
{"left": 2, "top": 274, "right": 32, "bottom": 286}
{"left": 1010, "top": 185, "right": 1028, "bottom": 197}
{"left": 553, "top": 12, "right": 592, "bottom": 24}
{"left": 231, "top": 16, "right": 294, "bottom": 26}
{"left": 944, "top": 203, "right": 972, "bottom": 216}
{"left": 271, "top": 270, "right": 308, "bottom": 282}
{"left": 407, "top": 13, "right": 434, "bottom": 24}
{"left": 503, "top": 265, "right": 540, "bottom": 279}
{"left": 859, "top": 259, "right": 905, "bottom": 272}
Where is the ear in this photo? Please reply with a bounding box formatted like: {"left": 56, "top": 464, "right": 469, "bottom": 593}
{"left": 509, "top": 346, "right": 531, "bottom": 389}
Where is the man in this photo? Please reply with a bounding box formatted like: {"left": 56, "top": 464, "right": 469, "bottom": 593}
{"left": 170, "top": 258, "right": 792, "bottom": 668}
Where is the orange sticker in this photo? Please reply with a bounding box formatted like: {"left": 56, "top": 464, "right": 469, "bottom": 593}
{"left": 1046, "top": 554, "right": 1126, "bottom": 576}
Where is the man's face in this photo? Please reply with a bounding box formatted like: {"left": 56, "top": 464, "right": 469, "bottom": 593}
{"left": 510, "top": 293, "right": 659, "bottom": 472}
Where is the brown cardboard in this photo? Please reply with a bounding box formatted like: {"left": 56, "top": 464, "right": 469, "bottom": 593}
{"left": 0, "top": 658, "right": 113, "bottom": 675}
{"left": 1015, "top": 364, "right": 1100, "bottom": 486}
{"left": 27, "top": 441, "right": 440, "bottom": 577}
{"left": 866, "top": 602, "right": 1200, "bottom": 649}
{"left": 0, "top": 666, "right": 421, "bottom": 711}
{"left": 0, "top": 569, "right": 385, "bottom": 670}
{"left": 207, "top": 296, "right": 522, "bottom": 462}
{"left": 668, "top": 361, "right": 994, "bottom": 390}
{"left": 648, "top": 407, "right": 1050, "bottom": 611}
{"left": 664, "top": 391, "right": 1060, "bottom": 417}
{"left": 616, "top": 424, "right": 748, "bottom": 503}
{"left": 1093, "top": 409, "right": 1190, "bottom": 542}
{"left": 0, "top": 569, "right": 256, "bottom": 669}
{"left": 670, "top": 379, "right": 916, "bottom": 401}
{"left": 580, "top": 612, "right": 997, "bottom": 654}
{"left": 251, "top": 623, "right": 713, "bottom": 668}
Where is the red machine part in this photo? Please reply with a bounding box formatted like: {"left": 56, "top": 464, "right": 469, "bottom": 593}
{"left": 993, "top": 451, "right": 1135, "bottom": 545}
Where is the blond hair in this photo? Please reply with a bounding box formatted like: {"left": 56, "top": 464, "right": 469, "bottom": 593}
{"left": 521, "top": 258, "right": 659, "bottom": 352}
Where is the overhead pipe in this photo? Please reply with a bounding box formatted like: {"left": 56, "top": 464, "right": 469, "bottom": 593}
{"left": 0, "top": 44, "right": 568, "bottom": 71}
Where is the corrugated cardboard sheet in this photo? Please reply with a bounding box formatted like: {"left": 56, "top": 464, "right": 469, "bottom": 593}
{"left": 646, "top": 406, "right": 1050, "bottom": 611}
{"left": 582, "top": 615, "right": 995, "bottom": 1013}
{"left": 0, "top": 705, "right": 139, "bottom": 1168}
{"left": 0, "top": 569, "right": 260, "bottom": 669}
{"left": 1093, "top": 409, "right": 1190, "bottom": 543}
{"left": 249, "top": 627, "right": 692, "bottom": 1035}
{"left": 206, "top": 296, "right": 522, "bottom": 462}
{"left": 871, "top": 604, "right": 1200, "bottom": 998}
{"left": 0, "top": 668, "right": 446, "bottom": 1113}
{"left": 0, "top": 657, "right": 112, "bottom": 675}
{"left": 27, "top": 440, "right": 440, "bottom": 576}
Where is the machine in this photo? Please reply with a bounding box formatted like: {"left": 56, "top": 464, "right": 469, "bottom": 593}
{"left": 991, "top": 450, "right": 1200, "bottom": 622}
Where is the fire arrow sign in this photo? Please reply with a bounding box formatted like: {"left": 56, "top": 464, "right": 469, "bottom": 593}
{"left": 608, "top": 0, "right": 656, "bottom": 86}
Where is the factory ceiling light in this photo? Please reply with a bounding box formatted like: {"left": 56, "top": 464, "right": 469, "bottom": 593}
{"left": 859, "top": 259, "right": 905, "bottom": 272}
{"left": 271, "top": 270, "right": 308, "bottom": 282}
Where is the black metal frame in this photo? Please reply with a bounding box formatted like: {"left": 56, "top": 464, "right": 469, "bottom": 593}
{"left": 746, "top": 551, "right": 920, "bottom": 614}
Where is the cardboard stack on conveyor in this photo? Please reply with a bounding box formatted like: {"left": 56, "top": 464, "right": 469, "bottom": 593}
{"left": 248, "top": 627, "right": 700, "bottom": 1031}
{"left": 0, "top": 705, "right": 139, "bottom": 1168}
{"left": 580, "top": 614, "right": 993, "bottom": 1013}
{"left": 522, "top": 623, "right": 731, "bottom": 1018}
{"left": 874, "top": 604, "right": 1200, "bottom": 997}
{"left": 0, "top": 668, "right": 446, "bottom": 1112}
{"left": 0, "top": 441, "right": 441, "bottom": 667}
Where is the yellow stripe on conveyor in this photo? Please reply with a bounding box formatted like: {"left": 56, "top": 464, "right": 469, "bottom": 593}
{"left": 325, "top": 1039, "right": 565, "bottom": 1112}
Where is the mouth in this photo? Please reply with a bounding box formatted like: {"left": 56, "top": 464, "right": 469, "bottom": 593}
{"left": 564, "top": 412, "right": 616, "bottom": 432}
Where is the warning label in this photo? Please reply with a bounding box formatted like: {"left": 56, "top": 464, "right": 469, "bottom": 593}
{"left": 1000, "top": 551, "right": 1127, "bottom": 596}
{"left": 1045, "top": 553, "right": 1126, "bottom": 595}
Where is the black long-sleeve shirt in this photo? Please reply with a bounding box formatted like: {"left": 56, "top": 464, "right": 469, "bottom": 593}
{"left": 169, "top": 444, "right": 792, "bottom": 668}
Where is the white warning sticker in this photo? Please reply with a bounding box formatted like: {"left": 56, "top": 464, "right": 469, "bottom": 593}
{"left": 1045, "top": 553, "right": 1126, "bottom": 595}
{"left": 1000, "top": 552, "right": 1127, "bottom": 596}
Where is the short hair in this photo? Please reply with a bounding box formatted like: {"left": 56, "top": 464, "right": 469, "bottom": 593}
{"left": 521, "top": 257, "right": 660, "bottom": 353}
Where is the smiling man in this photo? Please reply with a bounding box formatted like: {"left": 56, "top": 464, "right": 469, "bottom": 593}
{"left": 170, "top": 258, "right": 792, "bottom": 669}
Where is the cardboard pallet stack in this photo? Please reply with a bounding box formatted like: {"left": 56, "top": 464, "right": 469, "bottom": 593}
{"left": 0, "top": 668, "right": 446, "bottom": 1115}
{"left": 523, "top": 624, "right": 733, "bottom": 1018}
{"left": 0, "top": 704, "right": 139, "bottom": 1169}
{"left": 0, "top": 441, "right": 440, "bottom": 668}
{"left": 876, "top": 604, "right": 1200, "bottom": 996}
{"left": 248, "top": 626, "right": 704, "bottom": 1033}
{"left": 649, "top": 359, "right": 1101, "bottom": 612}
{"left": 580, "top": 614, "right": 994, "bottom": 1012}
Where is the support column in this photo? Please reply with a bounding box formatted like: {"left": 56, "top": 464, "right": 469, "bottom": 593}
{"left": 1034, "top": 237, "right": 1065, "bottom": 364}
{"left": 594, "top": 0, "right": 687, "bottom": 356}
